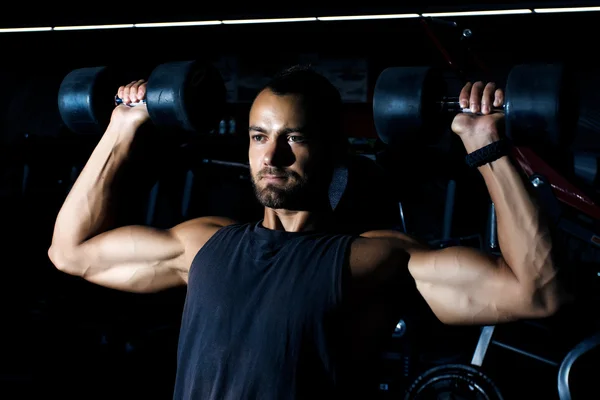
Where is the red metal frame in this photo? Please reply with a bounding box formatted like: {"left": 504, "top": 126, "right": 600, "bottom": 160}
{"left": 512, "top": 146, "right": 600, "bottom": 220}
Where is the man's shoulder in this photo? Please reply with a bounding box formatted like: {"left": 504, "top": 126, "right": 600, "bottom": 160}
{"left": 170, "top": 217, "right": 249, "bottom": 257}
{"left": 173, "top": 216, "right": 249, "bottom": 235}
{"left": 348, "top": 230, "right": 428, "bottom": 278}
{"left": 357, "top": 230, "right": 427, "bottom": 248}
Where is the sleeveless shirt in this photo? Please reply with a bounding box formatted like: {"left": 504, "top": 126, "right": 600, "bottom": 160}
{"left": 172, "top": 221, "right": 356, "bottom": 399}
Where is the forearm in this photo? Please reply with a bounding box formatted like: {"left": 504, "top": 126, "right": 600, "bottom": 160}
{"left": 468, "top": 138, "right": 560, "bottom": 302}
{"left": 51, "top": 119, "right": 140, "bottom": 249}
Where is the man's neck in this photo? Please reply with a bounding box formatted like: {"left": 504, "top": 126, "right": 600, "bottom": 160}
{"left": 262, "top": 208, "right": 332, "bottom": 233}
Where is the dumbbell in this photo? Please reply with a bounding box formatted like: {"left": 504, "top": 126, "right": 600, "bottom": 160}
{"left": 58, "top": 60, "right": 227, "bottom": 135}
{"left": 373, "top": 63, "right": 578, "bottom": 149}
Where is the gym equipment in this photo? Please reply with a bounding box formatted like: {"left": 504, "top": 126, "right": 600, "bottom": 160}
{"left": 372, "top": 67, "right": 448, "bottom": 146}
{"left": 373, "top": 63, "right": 575, "bottom": 149}
{"left": 404, "top": 159, "right": 588, "bottom": 399}
{"left": 58, "top": 66, "right": 118, "bottom": 135}
{"left": 405, "top": 185, "right": 505, "bottom": 400}
{"left": 58, "top": 60, "right": 226, "bottom": 135}
{"left": 557, "top": 330, "right": 600, "bottom": 400}
{"left": 404, "top": 363, "right": 504, "bottom": 400}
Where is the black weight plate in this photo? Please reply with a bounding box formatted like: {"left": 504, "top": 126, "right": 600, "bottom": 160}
{"left": 146, "top": 60, "right": 226, "bottom": 134}
{"left": 58, "top": 66, "right": 118, "bottom": 135}
{"left": 505, "top": 63, "right": 576, "bottom": 148}
{"left": 373, "top": 66, "right": 446, "bottom": 147}
{"left": 405, "top": 364, "right": 504, "bottom": 400}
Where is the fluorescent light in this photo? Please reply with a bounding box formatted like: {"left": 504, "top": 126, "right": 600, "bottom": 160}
{"left": 0, "top": 27, "right": 52, "bottom": 32}
{"left": 54, "top": 24, "right": 134, "bottom": 31}
{"left": 422, "top": 9, "right": 532, "bottom": 17}
{"left": 222, "top": 17, "right": 317, "bottom": 24}
{"left": 135, "top": 20, "right": 222, "bottom": 27}
{"left": 3, "top": 6, "right": 600, "bottom": 33}
{"left": 318, "top": 13, "right": 419, "bottom": 21}
{"left": 534, "top": 6, "right": 600, "bottom": 13}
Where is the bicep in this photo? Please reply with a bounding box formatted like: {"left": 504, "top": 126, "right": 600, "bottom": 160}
{"left": 409, "top": 247, "right": 528, "bottom": 325}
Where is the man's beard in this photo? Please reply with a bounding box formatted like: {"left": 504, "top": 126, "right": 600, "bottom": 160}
{"left": 251, "top": 167, "right": 315, "bottom": 210}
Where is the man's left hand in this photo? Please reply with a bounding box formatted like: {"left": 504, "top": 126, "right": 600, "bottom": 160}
{"left": 451, "top": 81, "right": 505, "bottom": 153}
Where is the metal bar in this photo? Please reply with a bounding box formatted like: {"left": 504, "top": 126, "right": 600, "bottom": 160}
{"left": 558, "top": 331, "right": 600, "bottom": 400}
{"left": 491, "top": 340, "right": 559, "bottom": 367}
{"left": 146, "top": 181, "right": 159, "bottom": 226}
{"left": 471, "top": 202, "right": 499, "bottom": 367}
{"left": 442, "top": 180, "right": 456, "bottom": 241}
{"left": 471, "top": 325, "right": 496, "bottom": 366}
{"left": 181, "top": 170, "right": 194, "bottom": 218}
{"left": 438, "top": 100, "right": 505, "bottom": 114}
{"left": 419, "top": 18, "right": 463, "bottom": 78}
{"left": 398, "top": 202, "right": 407, "bottom": 233}
{"left": 487, "top": 202, "right": 498, "bottom": 250}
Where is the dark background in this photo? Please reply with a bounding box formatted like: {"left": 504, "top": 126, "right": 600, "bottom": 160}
{"left": 1, "top": 2, "right": 600, "bottom": 399}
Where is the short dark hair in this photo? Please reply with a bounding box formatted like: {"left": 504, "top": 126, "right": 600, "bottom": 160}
{"left": 262, "top": 65, "right": 347, "bottom": 157}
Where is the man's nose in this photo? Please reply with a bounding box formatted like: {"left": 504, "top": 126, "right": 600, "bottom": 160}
{"left": 263, "top": 137, "right": 294, "bottom": 167}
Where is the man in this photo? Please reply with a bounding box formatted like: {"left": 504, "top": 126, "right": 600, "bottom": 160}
{"left": 48, "top": 65, "right": 565, "bottom": 399}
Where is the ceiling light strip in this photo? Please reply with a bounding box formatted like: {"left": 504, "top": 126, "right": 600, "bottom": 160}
{"left": 54, "top": 24, "right": 135, "bottom": 31}
{"left": 317, "top": 14, "right": 419, "bottom": 21}
{"left": 534, "top": 6, "right": 600, "bottom": 13}
{"left": 135, "top": 21, "right": 222, "bottom": 27}
{"left": 0, "top": 26, "right": 52, "bottom": 32}
{"left": 222, "top": 17, "right": 317, "bottom": 24}
{"left": 422, "top": 9, "right": 532, "bottom": 17}
{"left": 0, "top": 6, "right": 597, "bottom": 32}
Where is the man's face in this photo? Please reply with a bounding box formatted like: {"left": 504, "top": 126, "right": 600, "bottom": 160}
{"left": 248, "top": 89, "right": 327, "bottom": 210}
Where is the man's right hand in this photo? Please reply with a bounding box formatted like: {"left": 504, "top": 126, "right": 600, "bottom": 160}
{"left": 112, "top": 79, "right": 151, "bottom": 126}
{"left": 50, "top": 74, "right": 239, "bottom": 294}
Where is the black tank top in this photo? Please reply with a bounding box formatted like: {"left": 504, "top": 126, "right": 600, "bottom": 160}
{"left": 172, "top": 220, "right": 356, "bottom": 400}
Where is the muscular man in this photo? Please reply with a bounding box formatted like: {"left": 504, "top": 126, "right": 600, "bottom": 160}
{"left": 48, "top": 65, "right": 566, "bottom": 399}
